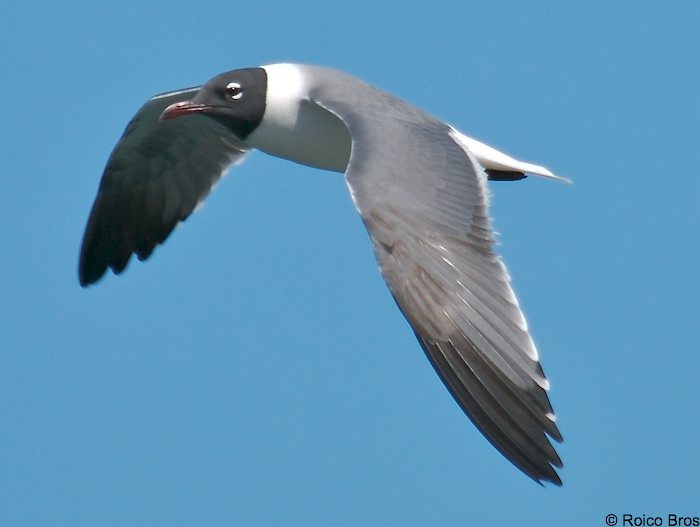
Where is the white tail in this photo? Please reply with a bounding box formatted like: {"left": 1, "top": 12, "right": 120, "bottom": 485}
{"left": 451, "top": 128, "right": 571, "bottom": 184}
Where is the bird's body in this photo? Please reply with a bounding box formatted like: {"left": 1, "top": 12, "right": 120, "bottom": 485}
{"left": 80, "top": 63, "right": 565, "bottom": 485}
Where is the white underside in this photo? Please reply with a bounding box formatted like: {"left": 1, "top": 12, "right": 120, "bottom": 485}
{"left": 248, "top": 64, "right": 350, "bottom": 172}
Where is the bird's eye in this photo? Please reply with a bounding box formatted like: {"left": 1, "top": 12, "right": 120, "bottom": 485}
{"left": 226, "top": 82, "right": 244, "bottom": 100}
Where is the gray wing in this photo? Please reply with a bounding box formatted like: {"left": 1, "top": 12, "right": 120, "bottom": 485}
{"left": 310, "top": 74, "right": 562, "bottom": 485}
{"left": 79, "top": 88, "right": 249, "bottom": 286}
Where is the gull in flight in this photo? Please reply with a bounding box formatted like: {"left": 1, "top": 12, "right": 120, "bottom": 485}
{"left": 79, "top": 64, "right": 567, "bottom": 485}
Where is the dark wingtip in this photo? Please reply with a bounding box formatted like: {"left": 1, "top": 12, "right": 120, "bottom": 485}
{"left": 78, "top": 245, "right": 97, "bottom": 287}
{"left": 543, "top": 470, "right": 563, "bottom": 487}
{"left": 485, "top": 169, "right": 527, "bottom": 181}
{"left": 526, "top": 464, "right": 562, "bottom": 487}
{"left": 78, "top": 254, "right": 106, "bottom": 287}
{"left": 78, "top": 268, "right": 101, "bottom": 287}
{"left": 78, "top": 273, "right": 90, "bottom": 288}
{"left": 78, "top": 240, "right": 134, "bottom": 287}
{"left": 78, "top": 224, "right": 121, "bottom": 287}
{"left": 549, "top": 476, "right": 563, "bottom": 487}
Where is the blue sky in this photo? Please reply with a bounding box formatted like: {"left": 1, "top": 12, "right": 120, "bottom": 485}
{"left": 2, "top": 1, "right": 699, "bottom": 525}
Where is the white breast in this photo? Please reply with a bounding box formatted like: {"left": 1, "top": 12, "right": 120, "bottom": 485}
{"left": 247, "top": 64, "right": 351, "bottom": 173}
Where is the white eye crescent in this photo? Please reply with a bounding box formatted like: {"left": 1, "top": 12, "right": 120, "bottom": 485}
{"left": 226, "top": 82, "right": 243, "bottom": 100}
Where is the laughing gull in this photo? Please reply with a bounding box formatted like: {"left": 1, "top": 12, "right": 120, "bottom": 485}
{"left": 79, "top": 64, "right": 566, "bottom": 485}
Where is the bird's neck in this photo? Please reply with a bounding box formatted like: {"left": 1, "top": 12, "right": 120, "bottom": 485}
{"left": 247, "top": 64, "right": 351, "bottom": 173}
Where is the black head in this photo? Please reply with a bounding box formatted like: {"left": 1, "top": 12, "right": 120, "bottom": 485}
{"left": 161, "top": 68, "right": 267, "bottom": 139}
